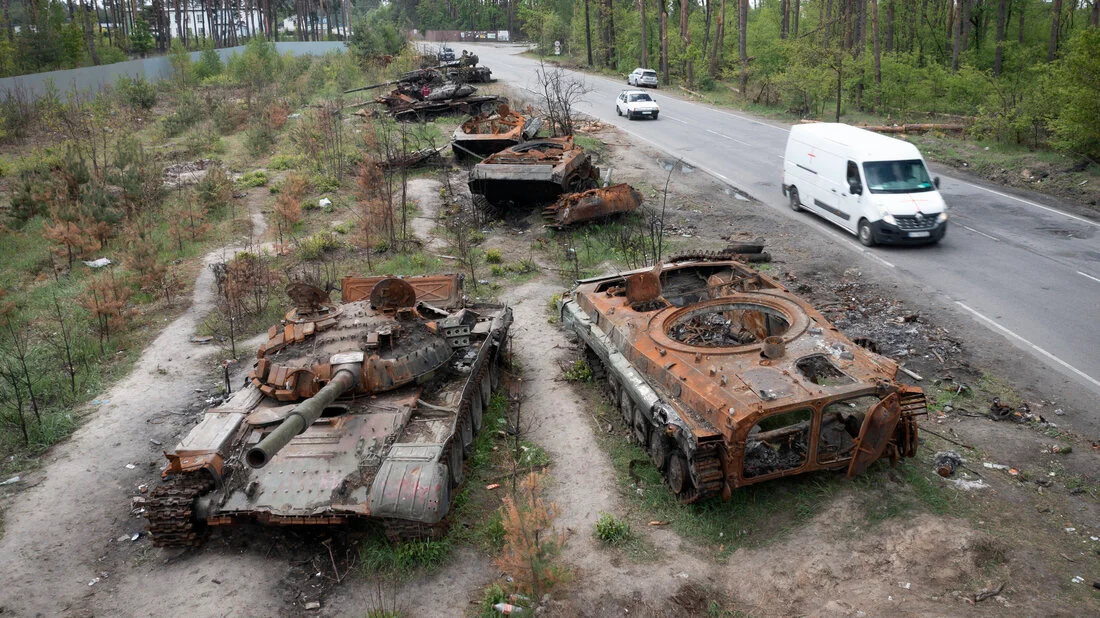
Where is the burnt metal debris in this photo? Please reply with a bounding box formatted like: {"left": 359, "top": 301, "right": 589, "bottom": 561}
{"left": 452, "top": 103, "right": 542, "bottom": 161}
{"left": 346, "top": 57, "right": 499, "bottom": 121}
{"left": 147, "top": 274, "right": 512, "bottom": 547}
{"left": 467, "top": 136, "right": 601, "bottom": 207}
{"left": 558, "top": 253, "right": 926, "bottom": 502}
{"left": 542, "top": 183, "right": 644, "bottom": 228}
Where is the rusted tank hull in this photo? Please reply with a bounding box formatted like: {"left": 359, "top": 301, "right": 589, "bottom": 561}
{"left": 147, "top": 274, "right": 512, "bottom": 547}
{"left": 543, "top": 183, "right": 644, "bottom": 227}
{"left": 558, "top": 257, "right": 925, "bottom": 503}
{"left": 468, "top": 136, "right": 600, "bottom": 208}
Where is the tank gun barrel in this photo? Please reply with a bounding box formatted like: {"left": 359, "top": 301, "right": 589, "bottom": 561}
{"left": 246, "top": 366, "right": 359, "bottom": 468}
{"left": 344, "top": 81, "right": 394, "bottom": 94}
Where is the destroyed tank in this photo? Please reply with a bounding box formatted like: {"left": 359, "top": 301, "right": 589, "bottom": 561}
{"left": 147, "top": 274, "right": 512, "bottom": 547}
{"left": 468, "top": 136, "right": 601, "bottom": 208}
{"left": 558, "top": 253, "right": 925, "bottom": 502}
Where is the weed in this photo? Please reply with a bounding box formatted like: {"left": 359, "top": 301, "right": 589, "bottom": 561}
{"left": 485, "top": 248, "right": 503, "bottom": 264}
{"left": 332, "top": 221, "right": 353, "bottom": 235}
{"left": 269, "top": 153, "right": 303, "bottom": 170}
{"left": 477, "top": 584, "right": 509, "bottom": 618}
{"left": 236, "top": 170, "right": 268, "bottom": 188}
{"left": 296, "top": 232, "right": 344, "bottom": 260}
{"left": 116, "top": 75, "right": 157, "bottom": 110}
{"left": 594, "top": 512, "right": 632, "bottom": 545}
{"left": 561, "top": 358, "right": 593, "bottom": 382}
{"left": 359, "top": 535, "right": 451, "bottom": 575}
{"left": 546, "top": 293, "right": 562, "bottom": 324}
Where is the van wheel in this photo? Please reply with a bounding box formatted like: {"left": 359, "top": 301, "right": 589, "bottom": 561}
{"left": 858, "top": 220, "right": 876, "bottom": 247}
{"left": 788, "top": 187, "right": 802, "bottom": 212}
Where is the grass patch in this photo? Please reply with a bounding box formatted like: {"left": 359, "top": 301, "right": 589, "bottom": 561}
{"left": 358, "top": 535, "right": 452, "bottom": 575}
{"left": 594, "top": 512, "right": 632, "bottom": 545}
{"left": 560, "top": 358, "right": 593, "bottom": 382}
{"left": 235, "top": 169, "right": 269, "bottom": 188}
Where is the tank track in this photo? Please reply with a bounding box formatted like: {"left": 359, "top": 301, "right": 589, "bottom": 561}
{"left": 146, "top": 472, "right": 214, "bottom": 548}
{"left": 679, "top": 442, "right": 724, "bottom": 504}
{"left": 665, "top": 249, "right": 740, "bottom": 263}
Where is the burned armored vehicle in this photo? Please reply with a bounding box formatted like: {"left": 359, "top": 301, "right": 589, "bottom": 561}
{"left": 452, "top": 104, "right": 542, "bottom": 161}
{"left": 559, "top": 255, "right": 925, "bottom": 502}
{"left": 467, "top": 136, "right": 601, "bottom": 207}
{"left": 543, "top": 183, "right": 644, "bottom": 228}
{"left": 147, "top": 274, "right": 511, "bottom": 547}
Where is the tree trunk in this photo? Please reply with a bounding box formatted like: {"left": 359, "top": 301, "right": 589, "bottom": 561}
{"left": 1017, "top": 0, "right": 1024, "bottom": 44}
{"left": 702, "top": 0, "right": 712, "bottom": 66}
{"left": 640, "top": 0, "right": 647, "bottom": 68}
{"left": 585, "top": 0, "right": 593, "bottom": 66}
{"left": 660, "top": 2, "right": 669, "bottom": 83}
{"left": 1092, "top": 0, "right": 1099, "bottom": 28}
{"left": 872, "top": 0, "right": 881, "bottom": 94}
{"left": 792, "top": 0, "right": 800, "bottom": 36}
{"left": 3, "top": 0, "right": 13, "bottom": 42}
{"left": 681, "top": 0, "right": 692, "bottom": 84}
{"left": 993, "top": 0, "right": 1006, "bottom": 75}
{"left": 1048, "top": 0, "right": 1062, "bottom": 61}
{"left": 738, "top": 0, "right": 748, "bottom": 93}
{"left": 709, "top": 0, "right": 725, "bottom": 77}
{"left": 780, "top": 0, "right": 789, "bottom": 39}
{"left": 607, "top": 0, "right": 616, "bottom": 68}
{"left": 961, "top": 0, "right": 972, "bottom": 54}
{"left": 81, "top": 0, "right": 101, "bottom": 64}
{"left": 951, "top": 0, "right": 962, "bottom": 71}
{"left": 886, "top": 0, "right": 894, "bottom": 52}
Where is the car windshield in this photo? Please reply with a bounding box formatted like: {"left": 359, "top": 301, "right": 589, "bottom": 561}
{"left": 629, "top": 93, "right": 652, "bottom": 102}
{"left": 862, "top": 159, "right": 935, "bottom": 193}
{"left": 642, "top": 71, "right": 657, "bottom": 78}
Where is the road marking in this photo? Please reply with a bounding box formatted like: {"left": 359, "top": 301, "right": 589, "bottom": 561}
{"left": 952, "top": 179, "right": 1100, "bottom": 229}
{"left": 1078, "top": 271, "right": 1100, "bottom": 284}
{"left": 663, "top": 115, "right": 688, "bottom": 124}
{"left": 705, "top": 128, "right": 750, "bottom": 146}
{"left": 959, "top": 224, "right": 999, "bottom": 242}
{"left": 956, "top": 301, "right": 1100, "bottom": 392}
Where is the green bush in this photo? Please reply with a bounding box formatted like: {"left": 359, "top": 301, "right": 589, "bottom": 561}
{"left": 236, "top": 169, "right": 268, "bottom": 188}
{"left": 162, "top": 91, "right": 205, "bottom": 137}
{"left": 561, "top": 358, "right": 592, "bottom": 382}
{"left": 594, "top": 512, "right": 632, "bottom": 545}
{"left": 195, "top": 46, "right": 224, "bottom": 81}
{"left": 183, "top": 121, "right": 224, "bottom": 157}
{"left": 485, "top": 248, "right": 503, "bottom": 264}
{"left": 297, "top": 231, "right": 344, "bottom": 260}
{"left": 244, "top": 119, "right": 277, "bottom": 156}
{"left": 269, "top": 153, "right": 303, "bottom": 170}
{"left": 116, "top": 75, "right": 157, "bottom": 110}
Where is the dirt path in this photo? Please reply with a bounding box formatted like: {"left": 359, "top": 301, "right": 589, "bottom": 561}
{"left": 405, "top": 177, "right": 448, "bottom": 252}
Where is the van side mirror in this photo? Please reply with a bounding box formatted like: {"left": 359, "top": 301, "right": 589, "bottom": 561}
{"left": 934, "top": 176, "right": 941, "bottom": 189}
{"left": 849, "top": 182, "right": 863, "bottom": 195}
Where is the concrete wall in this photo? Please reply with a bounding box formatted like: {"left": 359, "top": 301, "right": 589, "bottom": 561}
{"left": 0, "top": 41, "right": 348, "bottom": 102}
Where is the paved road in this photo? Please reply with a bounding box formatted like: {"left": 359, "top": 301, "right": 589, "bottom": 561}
{"left": 453, "top": 43, "right": 1100, "bottom": 402}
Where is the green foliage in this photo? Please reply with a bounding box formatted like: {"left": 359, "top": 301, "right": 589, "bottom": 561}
{"left": 244, "top": 117, "right": 278, "bottom": 156}
{"left": 359, "top": 536, "right": 452, "bottom": 574}
{"left": 182, "top": 122, "right": 224, "bottom": 157}
{"left": 228, "top": 39, "right": 283, "bottom": 94}
{"left": 269, "top": 154, "right": 304, "bottom": 170}
{"left": 167, "top": 40, "right": 194, "bottom": 87}
{"left": 1049, "top": 29, "right": 1100, "bottom": 160}
{"left": 594, "top": 512, "right": 632, "bottom": 545}
{"left": 296, "top": 232, "right": 345, "bottom": 260}
{"left": 349, "top": 6, "right": 408, "bottom": 64}
{"left": 162, "top": 91, "right": 205, "bottom": 137}
{"left": 561, "top": 358, "right": 592, "bottom": 382}
{"left": 195, "top": 166, "right": 233, "bottom": 215}
{"left": 235, "top": 170, "right": 268, "bottom": 188}
{"left": 477, "top": 583, "right": 509, "bottom": 617}
{"left": 485, "top": 248, "right": 504, "bottom": 264}
{"left": 195, "top": 46, "right": 225, "bottom": 82}
{"left": 128, "top": 18, "right": 155, "bottom": 57}
{"left": 116, "top": 75, "right": 157, "bottom": 110}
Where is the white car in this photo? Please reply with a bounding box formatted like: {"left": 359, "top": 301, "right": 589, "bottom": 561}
{"left": 616, "top": 90, "right": 660, "bottom": 120}
{"left": 627, "top": 68, "right": 659, "bottom": 88}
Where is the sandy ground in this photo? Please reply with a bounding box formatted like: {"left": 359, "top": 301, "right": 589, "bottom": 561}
{"left": 1, "top": 126, "right": 1097, "bottom": 617}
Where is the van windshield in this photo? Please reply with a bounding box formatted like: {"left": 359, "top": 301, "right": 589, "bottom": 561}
{"left": 863, "top": 160, "right": 935, "bottom": 193}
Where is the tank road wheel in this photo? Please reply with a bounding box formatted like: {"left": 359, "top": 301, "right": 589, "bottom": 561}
{"left": 470, "top": 390, "right": 484, "bottom": 434}
{"left": 460, "top": 413, "right": 474, "bottom": 458}
{"left": 666, "top": 452, "right": 691, "bottom": 495}
{"left": 648, "top": 432, "right": 670, "bottom": 472}
{"left": 619, "top": 391, "right": 633, "bottom": 426}
{"left": 489, "top": 353, "right": 501, "bottom": 391}
{"left": 448, "top": 438, "right": 465, "bottom": 487}
{"left": 788, "top": 187, "right": 802, "bottom": 212}
{"left": 631, "top": 404, "right": 650, "bottom": 445}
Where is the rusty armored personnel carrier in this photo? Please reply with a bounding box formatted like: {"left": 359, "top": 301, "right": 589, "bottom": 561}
{"left": 147, "top": 274, "right": 511, "bottom": 547}
{"left": 468, "top": 136, "right": 601, "bottom": 207}
{"left": 559, "top": 256, "right": 925, "bottom": 502}
{"left": 452, "top": 104, "right": 542, "bottom": 161}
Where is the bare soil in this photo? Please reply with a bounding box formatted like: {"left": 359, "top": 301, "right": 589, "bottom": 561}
{"left": 1, "top": 123, "right": 1097, "bottom": 618}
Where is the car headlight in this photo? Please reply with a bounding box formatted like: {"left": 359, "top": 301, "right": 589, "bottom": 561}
{"left": 935, "top": 212, "right": 948, "bottom": 224}
{"left": 881, "top": 212, "right": 897, "bottom": 225}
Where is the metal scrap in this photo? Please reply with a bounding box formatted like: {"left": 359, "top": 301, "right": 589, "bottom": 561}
{"left": 543, "top": 183, "right": 643, "bottom": 227}
{"left": 468, "top": 136, "right": 600, "bottom": 208}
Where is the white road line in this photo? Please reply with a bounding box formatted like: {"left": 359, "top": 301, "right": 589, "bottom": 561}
{"left": 953, "top": 179, "right": 1100, "bottom": 229}
{"left": 705, "top": 128, "right": 750, "bottom": 146}
{"left": 663, "top": 115, "right": 688, "bottom": 124}
{"left": 1078, "top": 271, "right": 1100, "bottom": 284}
{"left": 959, "top": 224, "right": 1000, "bottom": 242}
{"left": 956, "top": 301, "right": 1100, "bottom": 392}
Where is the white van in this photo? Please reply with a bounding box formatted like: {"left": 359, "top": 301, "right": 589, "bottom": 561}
{"left": 782, "top": 123, "right": 947, "bottom": 246}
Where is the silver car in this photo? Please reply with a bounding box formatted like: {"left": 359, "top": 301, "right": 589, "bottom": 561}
{"left": 628, "top": 68, "right": 659, "bottom": 88}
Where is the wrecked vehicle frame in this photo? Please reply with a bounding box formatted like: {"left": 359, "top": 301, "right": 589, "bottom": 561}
{"left": 559, "top": 256, "right": 926, "bottom": 502}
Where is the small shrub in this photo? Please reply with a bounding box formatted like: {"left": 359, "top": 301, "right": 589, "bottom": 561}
{"left": 490, "top": 264, "right": 506, "bottom": 277}
{"left": 212, "top": 99, "right": 247, "bottom": 135}
{"left": 116, "top": 75, "right": 157, "bottom": 110}
{"left": 236, "top": 170, "right": 268, "bottom": 188}
{"left": 594, "top": 513, "right": 632, "bottom": 545}
{"left": 478, "top": 583, "right": 509, "bottom": 616}
{"left": 360, "top": 536, "right": 451, "bottom": 574}
{"left": 195, "top": 46, "right": 224, "bottom": 81}
{"left": 196, "top": 166, "right": 233, "bottom": 215}
{"left": 297, "top": 231, "right": 344, "bottom": 259}
{"left": 162, "top": 91, "right": 205, "bottom": 137}
{"left": 244, "top": 119, "right": 277, "bottom": 156}
{"left": 269, "top": 153, "right": 303, "bottom": 170}
{"left": 332, "top": 221, "right": 353, "bottom": 235}
{"left": 485, "top": 248, "right": 503, "bottom": 264}
{"left": 561, "top": 358, "right": 593, "bottom": 382}
{"left": 183, "top": 121, "right": 224, "bottom": 157}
